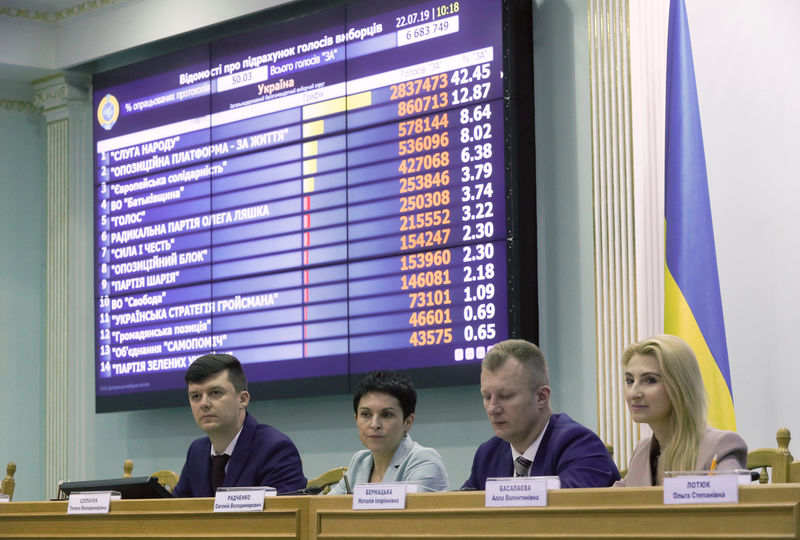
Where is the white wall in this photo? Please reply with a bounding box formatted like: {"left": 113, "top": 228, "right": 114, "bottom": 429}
{"left": 0, "top": 109, "right": 45, "bottom": 501}
{"left": 0, "top": 1, "right": 289, "bottom": 73}
{"left": 685, "top": 0, "right": 800, "bottom": 451}
{"left": 533, "top": 0, "right": 598, "bottom": 423}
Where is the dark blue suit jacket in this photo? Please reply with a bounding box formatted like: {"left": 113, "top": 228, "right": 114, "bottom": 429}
{"left": 462, "top": 413, "right": 619, "bottom": 490}
{"left": 173, "top": 412, "right": 306, "bottom": 497}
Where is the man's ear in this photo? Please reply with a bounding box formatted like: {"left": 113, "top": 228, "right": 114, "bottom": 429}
{"left": 239, "top": 390, "right": 250, "bottom": 408}
{"left": 536, "top": 385, "right": 551, "bottom": 407}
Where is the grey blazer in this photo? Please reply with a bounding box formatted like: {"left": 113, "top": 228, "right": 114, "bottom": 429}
{"left": 615, "top": 427, "right": 747, "bottom": 487}
{"left": 327, "top": 435, "right": 449, "bottom": 494}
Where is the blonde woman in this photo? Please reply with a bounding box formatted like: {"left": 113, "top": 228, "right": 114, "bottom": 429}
{"left": 615, "top": 335, "right": 747, "bottom": 486}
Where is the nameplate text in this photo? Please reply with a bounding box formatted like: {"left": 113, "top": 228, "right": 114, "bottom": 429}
{"left": 67, "top": 492, "right": 113, "bottom": 514}
{"left": 213, "top": 488, "right": 267, "bottom": 512}
{"left": 663, "top": 474, "right": 739, "bottom": 505}
{"left": 352, "top": 483, "right": 407, "bottom": 510}
{"left": 485, "top": 477, "right": 548, "bottom": 507}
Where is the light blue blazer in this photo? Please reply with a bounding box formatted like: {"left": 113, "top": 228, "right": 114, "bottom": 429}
{"left": 328, "top": 435, "right": 449, "bottom": 494}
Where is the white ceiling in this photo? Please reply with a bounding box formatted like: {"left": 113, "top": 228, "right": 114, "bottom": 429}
{"left": 0, "top": 0, "right": 290, "bottom": 99}
{"left": 0, "top": 0, "right": 116, "bottom": 97}
{"left": 0, "top": 0, "right": 86, "bottom": 11}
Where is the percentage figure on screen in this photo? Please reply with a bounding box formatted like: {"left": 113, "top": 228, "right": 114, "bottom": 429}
{"left": 459, "top": 103, "right": 492, "bottom": 124}
{"left": 462, "top": 242, "right": 495, "bottom": 262}
{"left": 463, "top": 302, "right": 495, "bottom": 321}
{"left": 464, "top": 283, "right": 495, "bottom": 302}
{"left": 463, "top": 323, "right": 496, "bottom": 342}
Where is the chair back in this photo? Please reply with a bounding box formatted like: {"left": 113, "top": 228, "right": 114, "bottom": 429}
{"left": 789, "top": 461, "right": 800, "bottom": 483}
{"left": 123, "top": 460, "right": 179, "bottom": 492}
{"left": 307, "top": 467, "right": 348, "bottom": 494}
{"left": 1, "top": 462, "right": 15, "bottom": 501}
{"left": 151, "top": 470, "right": 180, "bottom": 493}
{"left": 605, "top": 443, "right": 628, "bottom": 481}
{"left": 747, "top": 427, "right": 792, "bottom": 483}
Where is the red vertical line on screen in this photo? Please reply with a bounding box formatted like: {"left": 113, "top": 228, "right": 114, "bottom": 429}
{"left": 303, "top": 288, "right": 309, "bottom": 356}
{"left": 304, "top": 270, "right": 309, "bottom": 284}
{"left": 303, "top": 196, "right": 311, "bottom": 211}
{"left": 303, "top": 250, "right": 309, "bottom": 265}
{"left": 304, "top": 232, "right": 310, "bottom": 247}
{"left": 304, "top": 214, "right": 311, "bottom": 229}
{"left": 344, "top": 46, "right": 352, "bottom": 366}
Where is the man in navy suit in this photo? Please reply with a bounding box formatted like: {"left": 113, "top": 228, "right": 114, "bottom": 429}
{"left": 463, "top": 340, "right": 619, "bottom": 490}
{"left": 172, "top": 353, "right": 306, "bottom": 497}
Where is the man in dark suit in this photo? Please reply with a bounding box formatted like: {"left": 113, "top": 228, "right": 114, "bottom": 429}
{"left": 172, "top": 353, "right": 306, "bottom": 497}
{"left": 463, "top": 339, "right": 619, "bottom": 490}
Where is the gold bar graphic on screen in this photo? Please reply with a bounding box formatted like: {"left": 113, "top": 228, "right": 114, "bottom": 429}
{"left": 303, "top": 177, "right": 315, "bottom": 193}
{"left": 303, "top": 141, "right": 318, "bottom": 157}
{"left": 303, "top": 120, "right": 324, "bottom": 138}
{"left": 347, "top": 91, "right": 372, "bottom": 110}
{"left": 303, "top": 159, "right": 318, "bottom": 176}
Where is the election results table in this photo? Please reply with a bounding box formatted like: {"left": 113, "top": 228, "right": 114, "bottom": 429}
{"left": 93, "top": 0, "right": 515, "bottom": 406}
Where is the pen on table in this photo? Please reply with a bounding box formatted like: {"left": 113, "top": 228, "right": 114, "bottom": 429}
{"left": 709, "top": 454, "right": 718, "bottom": 474}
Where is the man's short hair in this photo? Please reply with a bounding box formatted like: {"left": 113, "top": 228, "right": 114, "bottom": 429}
{"left": 352, "top": 370, "right": 417, "bottom": 420}
{"left": 185, "top": 353, "right": 247, "bottom": 393}
{"left": 482, "top": 339, "right": 550, "bottom": 391}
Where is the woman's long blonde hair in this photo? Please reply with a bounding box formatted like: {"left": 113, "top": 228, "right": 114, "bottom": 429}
{"left": 623, "top": 335, "right": 707, "bottom": 478}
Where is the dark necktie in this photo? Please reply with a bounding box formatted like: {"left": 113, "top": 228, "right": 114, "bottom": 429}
{"left": 514, "top": 456, "right": 532, "bottom": 477}
{"left": 211, "top": 454, "right": 230, "bottom": 490}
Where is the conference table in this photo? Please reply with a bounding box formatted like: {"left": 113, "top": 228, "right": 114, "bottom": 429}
{"left": 1, "top": 485, "right": 799, "bottom": 539}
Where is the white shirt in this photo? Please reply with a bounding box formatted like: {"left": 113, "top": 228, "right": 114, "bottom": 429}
{"left": 209, "top": 425, "right": 244, "bottom": 473}
{"left": 510, "top": 420, "right": 550, "bottom": 476}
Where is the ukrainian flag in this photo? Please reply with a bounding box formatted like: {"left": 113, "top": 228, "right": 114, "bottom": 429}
{"left": 664, "top": 0, "right": 736, "bottom": 430}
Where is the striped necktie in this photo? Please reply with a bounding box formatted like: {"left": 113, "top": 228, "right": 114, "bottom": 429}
{"left": 514, "top": 456, "right": 532, "bottom": 477}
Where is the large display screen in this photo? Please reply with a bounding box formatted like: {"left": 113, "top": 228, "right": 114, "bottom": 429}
{"left": 93, "top": 0, "right": 536, "bottom": 412}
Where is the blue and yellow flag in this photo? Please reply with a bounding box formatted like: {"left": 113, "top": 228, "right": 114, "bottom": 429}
{"left": 664, "top": 0, "right": 735, "bottom": 430}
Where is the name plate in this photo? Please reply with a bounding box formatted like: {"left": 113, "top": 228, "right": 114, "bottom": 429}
{"left": 214, "top": 487, "right": 275, "bottom": 512}
{"left": 67, "top": 491, "right": 117, "bottom": 514}
{"left": 485, "top": 477, "right": 548, "bottom": 507}
{"left": 352, "top": 483, "right": 407, "bottom": 510}
{"left": 663, "top": 474, "right": 739, "bottom": 505}
{"left": 0, "top": 494, "right": 9, "bottom": 503}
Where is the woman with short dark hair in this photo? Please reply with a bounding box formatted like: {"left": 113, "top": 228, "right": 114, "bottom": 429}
{"left": 327, "top": 370, "right": 449, "bottom": 494}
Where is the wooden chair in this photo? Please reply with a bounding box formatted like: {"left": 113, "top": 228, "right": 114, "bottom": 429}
{"left": 151, "top": 470, "right": 180, "bottom": 493}
{"left": 123, "top": 460, "right": 180, "bottom": 493}
{"left": 605, "top": 443, "right": 614, "bottom": 459}
{"left": 747, "top": 427, "right": 792, "bottom": 483}
{"left": 1, "top": 462, "right": 16, "bottom": 501}
{"left": 123, "top": 459, "right": 134, "bottom": 478}
{"left": 605, "top": 443, "right": 628, "bottom": 480}
{"left": 307, "top": 466, "right": 347, "bottom": 494}
{"left": 789, "top": 460, "right": 800, "bottom": 483}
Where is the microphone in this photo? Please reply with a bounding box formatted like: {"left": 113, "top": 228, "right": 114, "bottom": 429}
{"left": 277, "top": 486, "right": 324, "bottom": 496}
